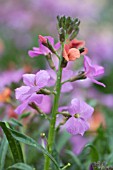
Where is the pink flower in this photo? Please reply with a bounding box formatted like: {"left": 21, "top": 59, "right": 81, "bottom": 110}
{"left": 84, "top": 56, "right": 105, "bottom": 87}
{"left": 39, "top": 35, "right": 47, "bottom": 44}
{"left": 64, "top": 98, "right": 94, "bottom": 135}
{"left": 28, "top": 35, "right": 60, "bottom": 57}
{"left": 15, "top": 70, "right": 50, "bottom": 114}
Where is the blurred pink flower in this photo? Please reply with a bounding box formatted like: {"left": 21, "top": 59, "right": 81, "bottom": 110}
{"left": 70, "top": 135, "right": 90, "bottom": 155}
{"left": 0, "top": 69, "right": 24, "bottom": 89}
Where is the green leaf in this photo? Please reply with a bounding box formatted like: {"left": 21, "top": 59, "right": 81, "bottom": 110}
{"left": 7, "top": 163, "right": 35, "bottom": 170}
{"left": 9, "top": 125, "right": 61, "bottom": 170}
{"left": 0, "top": 122, "right": 24, "bottom": 163}
{"left": 19, "top": 112, "right": 31, "bottom": 119}
{"left": 0, "top": 136, "right": 8, "bottom": 170}
{"left": 9, "top": 118, "right": 23, "bottom": 127}
{"left": 65, "top": 150, "right": 82, "bottom": 169}
{"left": 84, "top": 144, "right": 99, "bottom": 162}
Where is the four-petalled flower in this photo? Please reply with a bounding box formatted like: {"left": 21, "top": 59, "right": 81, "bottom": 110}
{"left": 15, "top": 70, "right": 50, "bottom": 114}
{"left": 64, "top": 98, "right": 94, "bottom": 135}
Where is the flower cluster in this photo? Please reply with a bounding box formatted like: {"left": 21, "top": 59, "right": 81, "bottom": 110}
{"left": 15, "top": 16, "right": 105, "bottom": 138}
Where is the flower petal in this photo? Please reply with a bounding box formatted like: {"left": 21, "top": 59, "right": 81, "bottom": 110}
{"left": 65, "top": 117, "right": 89, "bottom": 136}
{"left": 54, "top": 42, "right": 61, "bottom": 50}
{"left": 23, "top": 74, "right": 35, "bottom": 86}
{"left": 62, "top": 69, "right": 74, "bottom": 81}
{"left": 79, "top": 100, "right": 94, "bottom": 120}
{"left": 28, "top": 49, "right": 42, "bottom": 58}
{"left": 84, "top": 56, "right": 96, "bottom": 76}
{"left": 35, "top": 70, "right": 50, "bottom": 88}
{"left": 15, "top": 86, "right": 30, "bottom": 101}
{"left": 69, "top": 98, "right": 80, "bottom": 116}
{"left": 37, "top": 95, "right": 51, "bottom": 114}
{"left": 84, "top": 56, "right": 105, "bottom": 77}
{"left": 93, "top": 65, "right": 105, "bottom": 76}
{"left": 63, "top": 48, "right": 69, "bottom": 61}
{"left": 45, "top": 36, "right": 54, "bottom": 45}
{"left": 28, "top": 94, "right": 43, "bottom": 105}
{"left": 47, "top": 69, "right": 56, "bottom": 86}
{"left": 90, "top": 78, "right": 106, "bottom": 87}
{"left": 61, "top": 82, "right": 73, "bottom": 93}
{"left": 68, "top": 48, "right": 80, "bottom": 61}
{"left": 15, "top": 102, "right": 28, "bottom": 114}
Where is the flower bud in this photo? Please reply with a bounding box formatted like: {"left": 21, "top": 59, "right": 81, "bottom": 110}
{"left": 38, "top": 35, "right": 47, "bottom": 45}
{"left": 61, "top": 57, "right": 68, "bottom": 68}
{"left": 59, "top": 27, "right": 66, "bottom": 42}
{"left": 69, "top": 28, "right": 79, "bottom": 40}
{"left": 46, "top": 53, "right": 55, "bottom": 70}
{"left": 47, "top": 39, "right": 56, "bottom": 54}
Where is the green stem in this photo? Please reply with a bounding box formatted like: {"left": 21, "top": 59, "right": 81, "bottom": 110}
{"left": 44, "top": 45, "right": 64, "bottom": 170}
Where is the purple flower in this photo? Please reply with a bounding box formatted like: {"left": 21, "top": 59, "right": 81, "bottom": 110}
{"left": 37, "top": 95, "right": 52, "bottom": 114}
{"left": 28, "top": 35, "right": 60, "bottom": 58}
{"left": 15, "top": 93, "right": 43, "bottom": 114}
{"left": 48, "top": 69, "right": 73, "bottom": 93}
{"left": 84, "top": 56, "right": 105, "bottom": 87}
{"left": 70, "top": 135, "right": 90, "bottom": 155}
{"left": 15, "top": 70, "right": 50, "bottom": 114}
{"left": 64, "top": 98, "right": 94, "bottom": 135}
{"left": 0, "top": 69, "right": 24, "bottom": 89}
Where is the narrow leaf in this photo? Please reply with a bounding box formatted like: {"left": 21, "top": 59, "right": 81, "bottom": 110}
{"left": 7, "top": 163, "right": 34, "bottom": 170}
{"left": 9, "top": 126, "right": 61, "bottom": 170}
{"left": 19, "top": 112, "right": 31, "bottom": 119}
{"left": 0, "top": 122, "right": 24, "bottom": 163}
{"left": 0, "top": 136, "right": 8, "bottom": 170}
{"left": 9, "top": 118, "right": 23, "bottom": 127}
{"left": 65, "top": 150, "right": 82, "bottom": 169}
{"left": 84, "top": 144, "right": 99, "bottom": 162}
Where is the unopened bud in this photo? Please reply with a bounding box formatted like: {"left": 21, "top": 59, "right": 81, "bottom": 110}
{"left": 70, "top": 71, "right": 86, "bottom": 82}
{"left": 79, "top": 47, "right": 85, "bottom": 54}
{"left": 59, "top": 27, "right": 66, "bottom": 42}
{"left": 69, "top": 27, "right": 79, "bottom": 40}
{"left": 61, "top": 57, "right": 68, "bottom": 68}
{"left": 46, "top": 53, "right": 55, "bottom": 70}
{"left": 39, "top": 35, "right": 47, "bottom": 45}
{"left": 47, "top": 39, "right": 56, "bottom": 54}
{"left": 40, "top": 132, "right": 46, "bottom": 138}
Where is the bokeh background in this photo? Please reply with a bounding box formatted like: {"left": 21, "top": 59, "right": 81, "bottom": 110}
{"left": 0, "top": 0, "right": 113, "bottom": 169}
{"left": 0, "top": 0, "right": 113, "bottom": 107}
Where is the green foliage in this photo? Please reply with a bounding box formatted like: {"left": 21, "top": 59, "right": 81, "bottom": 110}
{"left": 7, "top": 163, "right": 35, "bottom": 170}
{"left": 0, "top": 122, "right": 24, "bottom": 163}
{"left": 0, "top": 121, "right": 61, "bottom": 170}
{"left": 0, "top": 136, "right": 8, "bottom": 170}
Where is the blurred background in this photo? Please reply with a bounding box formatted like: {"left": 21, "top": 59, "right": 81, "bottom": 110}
{"left": 0, "top": 0, "right": 113, "bottom": 169}
{"left": 0, "top": 0, "right": 113, "bottom": 106}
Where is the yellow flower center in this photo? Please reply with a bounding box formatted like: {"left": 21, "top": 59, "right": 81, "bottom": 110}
{"left": 74, "top": 113, "right": 80, "bottom": 118}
